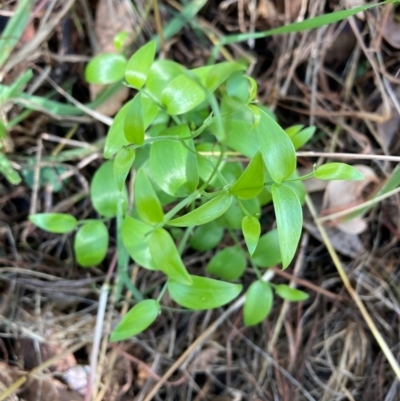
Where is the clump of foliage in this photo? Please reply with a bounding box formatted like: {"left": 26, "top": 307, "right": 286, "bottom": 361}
{"left": 29, "top": 40, "right": 363, "bottom": 341}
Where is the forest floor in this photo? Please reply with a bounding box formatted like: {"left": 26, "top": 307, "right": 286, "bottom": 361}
{"left": 1, "top": 0, "right": 400, "bottom": 400}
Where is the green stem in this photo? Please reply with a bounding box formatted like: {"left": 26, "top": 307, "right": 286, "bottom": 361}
{"left": 164, "top": 191, "right": 200, "bottom": 222}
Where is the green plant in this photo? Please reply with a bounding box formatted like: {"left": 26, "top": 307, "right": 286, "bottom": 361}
{"left": 29, "top": 39, "right": 365, "bottom": 340}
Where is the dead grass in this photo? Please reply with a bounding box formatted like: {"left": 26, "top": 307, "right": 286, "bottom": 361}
{"left": 1, "top": 0, "right": 400, "bottom": 400}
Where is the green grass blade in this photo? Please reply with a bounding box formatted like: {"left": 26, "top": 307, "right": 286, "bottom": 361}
{"left": 0, "top": 0, "right": 32, "bottom": 68}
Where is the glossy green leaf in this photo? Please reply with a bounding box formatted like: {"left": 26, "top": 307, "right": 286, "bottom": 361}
{"left": 168, "top": 275, "right": 242, "bottom": 310}
{"left": 315, "top": 163, "right": 365, "bottom": 181}
{"left": 125, "top": 41, "right": 156, "bottom": 89}
{"left": 150, "top": 125, "right": 198, "bottom": 197}
{"left": 74, "top": 220, "right": 108, "bottom": 267}
{"left": 29, "top": 213, "right": 77, "bottom": 234}
{"left": 285, "top": 125, "right": 304, "bottom": 137}
{"left": 161, "top": 73, "right": 206, "bottom": 115}
{"left": 149, "top": 228, "right": 192, "bottom": 285}
{"left": 122, "top": 216, "right": 156, "bottom": 270}
{"left": 257, "top": 108, "right": 296, "bottom": 183}
{"left": 104, "top": 95, "right": 158, "bottom": 158}
{"left": 110, "top": 299, "right": 160, "bottom": 341}
{"left": 242, "top": 216, "right": 261, "bottom": 256}
{"left": 124, "top": 92, "right": 144, "bottom": 144}
{"left": 190, "top": 221, "right": 224, "bottom": 251}
{"left": 251, "top": 229, "right": 281, "bottom": 267}
{"left": 192, "top": 62, "right": 244, "bottom": 92}
{"left": 275, "top": 284, "right": 309, "bottom": 302}
{"left": 104, "top": 100, "right": 131, "bottom": 158}
{"left": 134, "top": 168, "right": 164, "bottom": 224}
{"left": 206, "top": 246, "right": 246, "bottom": 281}
{"left": 226, "top": 71, "right": 251, "bottom": 103}
{"left": 289, "top": 126, "right": 316, "bottom": 149}
{"left": 230, "top": 152, "right": 264, "bottom": 199}
{"left": 244, "top": 281, "right": 273, "bottom": 326}
{"left": 114, "top": 147, "right": 135, "bottom": 191}
{"left": 91, "top": 160, "right": 128, "bottom": 218}
{"left": 85, "top": 53, "right": 127, "bottom": 84}
{"left": 169, "top": 194, "right": 232, "bottom": 227}
{"left": 271, "top": 183, "right": 302, "bottom": 268}
{"left": 146, "top": 59, "right": 186, "bottom": 101}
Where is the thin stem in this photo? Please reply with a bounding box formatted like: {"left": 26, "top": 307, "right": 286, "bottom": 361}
{"left": 164, "top": 191, "right": 200, "bottom": 221}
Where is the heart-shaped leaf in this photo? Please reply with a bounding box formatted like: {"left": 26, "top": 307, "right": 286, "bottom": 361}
{"left": 74, "top": 220, "right": 108, "bottom": 267}
{"left": 271, "top": 183, "right": 302, "bottom": 268}
{"left": 206, "top": 246, "right": 246, "bottom": 281}
{"left": 315, "top": 163, "right": 365, "bottom": 181}
{"left": 110, "top": 299, "right": 160, "bottom": 341}
{"left": 161, "top": 73, "right": 206, "bottom": 115}
{"left": 230, "top": 152, "right": 264, "bottom": 199}
{"left": 114, "top": 147, "right": 135, "bottom": 191}
{"left": 125, "top": 40, "right": 156, "bottom": 89}
{"left": 90, "top": 160, "right": 128, "bottom": 218}
{"left": 241, "top": 216, "right": 261, "bottom": 256}
{"left": 122, "top": 216, "right": 157, "bottom": 270}
{"left": 149, "top": 228, "right": 192, "bottom": 285}
{"left": 275, "top": 284, "right": 309, "bottom": 302}
{"left": 168, "top": 194, "right": 233, "bottom": 227}
{"left": 85, "top": 53, "right": 127, "bottom": 84}
{"left": 134, "top": 168, "right": 164, "bottom": 225}
{"left": 257, "top": 109, "right": 296, "bottom": 183}
{"left": 29, "top": 213, "right": 77, "bottom": 234}
{"left": 244, "top": 280, "right": 273, "bottom": 326}
{"left": 150, "top": 125, "right": 198, "bottom": 197}
{"left": 168, "top": 275, "right": 242, "bottom": 310}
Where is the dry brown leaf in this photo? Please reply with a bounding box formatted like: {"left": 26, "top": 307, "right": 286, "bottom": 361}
{"left": 321, "top": 165, "right": 379, "bottom": 234}
{"left": 382, "top": 17, "right": 400, "bottom": 49}
{"left": 90, "top": 0, "right": 135, "bottom": 116}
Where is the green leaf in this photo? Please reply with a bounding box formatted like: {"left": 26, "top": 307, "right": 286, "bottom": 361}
{"left": 226, "top": 71, "right": 251, "bottom": 103}
{"left": 189, "top": 221, "right": 224, "bottom": 251}
{"left": 134, "top": 168, "right": 164, "bottom": 225}
{"left": 74, "top": 220, "right": 108, "bottom": 267}
{"left": 218, "top": 197, "right": 260, "bottom": 230}
{"left": 29, "top": 213, "right": 77, "bottom": 234}
{"left": 104, "top": 100, "right": 131, "bottom": 158}
{"left": 168, "top": 275, "right": 242, "bottom": 310}
{"left": 110, "top": 299, "right": 160, "bottom": 341}
{"left": 315, "top": 163, "right": 365, "bottom": 181}
{"left": 113, "top": 31, "right": 130, "bottom": 51}
{"left": 275, "top": 284, "right": 309, "bottom": 302}
{"left": 0, "top": 152, "right": 21, "bottom": 184}
{"left": 150, "top": 125, "right": 198, "bottom": 197}
{"left": 251, "top": 229, "right": 281, "bottom": 267}
{"left": 271, "top": 184, "right": 302, "bottom": 268}
{"left": 257, "top": 108, "right": 296, "bottom": 183}
{"left": 289, "top": 126, "right": 316, "bottom": 150}
{"left": 122, "top": 216, "right": 157, "bottom": 270}
{"left": 168, "top": 194, "right": 233, "bottom": 227}
{"left": 104, "top": 95, "right": 158, "bottom": 158}
{"left": 206, "top": 246, "right": 246, "bottom": 281}
{"left": 242, "top": 216, "right": 261, "bottom": 256}
{"left": 85, "top": 53, "right": 127, "bottom": 84}
{"left": 146, "top": 60, "right": 186, "bottom": 101}
{"left": 149, "top": 228, "right": 192, "bottom": 285}
{"left": 244, "top": 281, "right": 273, "bottom": 326}
{"left": 114, "top": 147, "right": 135, "bottom": 191}
{"left": 91, "top": 160, "right": 128, "bottom": 218}
{"left": 125, "top": 41, "right": 156, "bottom": 89}
{"left": 124, "top": 92, "right": 144, "bottom": 145}
{"left": 230, "top": 152, "right": 264, "bottom": 199}
{"left": 192, "top": 62, "right": 244, "bottom": 92}
{"left": 161, "top": 73, "right": 206, "bottom": 115}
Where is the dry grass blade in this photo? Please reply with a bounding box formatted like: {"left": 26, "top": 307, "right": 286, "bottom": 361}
{"left": 306, "top": 194, "right": 400, "bottom": 381}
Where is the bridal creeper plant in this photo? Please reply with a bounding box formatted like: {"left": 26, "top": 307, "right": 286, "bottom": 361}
{"left": 29, "top": 40, "right": 364, "bottom": 340}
